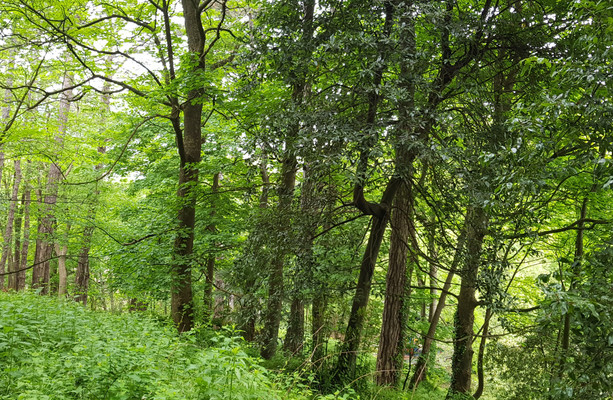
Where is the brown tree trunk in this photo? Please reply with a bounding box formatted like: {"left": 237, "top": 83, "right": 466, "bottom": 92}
{"left": 447, "top": 206, "right": 487, "bottom": 397}
{"left": 284, "top": 297, "right": 305, "bottom": 354}
{"left": 0, "top": 160, "right": 21, "bottom": 289}
{"left": 170, "top": 0, "right": 207, "bottom": 332}
{"left": 75, "top": 225, "right": 92, "bottom": 304}
{"left": 411, "top": 219, "right": 467, "bottom": 389}
{"left": 261, "top": 156, "right": 297, "bottom": 359}
{"left": 335, "top": 194, "right": 397, "bottom": 380}
{"left": 239, "top": 155, "right": 270, "bottom": 342}
{"left": 376, "top": 182, "right": 414, "bottom": 386}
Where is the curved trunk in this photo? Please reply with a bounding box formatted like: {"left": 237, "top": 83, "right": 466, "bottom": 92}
{"left": 447, "top": 206, "right": 487, "bottom": 398}
{"left": 376, "top": 182, "right": 413, "bottom": 386}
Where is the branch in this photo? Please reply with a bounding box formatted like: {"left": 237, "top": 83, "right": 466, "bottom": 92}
{"left": 504, "top": 218, "right": 611, "bottom": 239}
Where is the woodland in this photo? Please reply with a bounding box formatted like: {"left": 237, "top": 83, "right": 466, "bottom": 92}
{"left": 0, "top": 0, "right": 612, "bottom": 399}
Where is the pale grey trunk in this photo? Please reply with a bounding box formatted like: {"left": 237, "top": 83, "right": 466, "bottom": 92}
{"left": 0, "top": 160, "right": 21, "bottom": 289}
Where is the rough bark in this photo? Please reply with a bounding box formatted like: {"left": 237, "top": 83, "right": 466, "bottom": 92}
{"left": 335, "top": 1, "right": 397, "bottom": 380}
{"left": 171, "top": 0, "right": 207, "bottom": 332}
{"left": 375, "top": 182, "right": 413, "bottom": 386}
{"left": 448, "top": 206, "right": 487, "bottom": 397}
{"left": 0, "top": 160, "right": 21, "bottom": 289}
{"left": 559, "top": 196, "right": 588, "bottom": 376}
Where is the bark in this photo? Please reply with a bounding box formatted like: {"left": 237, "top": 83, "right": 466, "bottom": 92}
{"left": 0, "top": 160, "right": 21, "bottom": 290}
{"left": 261, "top": 156, "right": 297, "bottom": 359}
{"left": 448, "top": 206, "right": 487, "bottom": 397}
{"left": 559, "top": 196, "right": 588, "bottom": 376}
{"left": 32, "top": 70, "right": 72, "bottom": 294}
{"left": 376, "top": 182, "right": 413, "bottom": 386}
{"left": 56, "top": 226, "right": 69, "bottom": 297}
{"left": 473, "top": 308, "right": 492, "bottom": 399}
{"left": 335, "top": 178, "right": 400, "bottom": 380}
{"left": 335, "top": 2, "right": 398, "bottom": 380}
{"left": 17, "top": 188, "right": 30, "bottom": 291}
{"left": 171, "top": 0, "right": 207, "bottom": 332}
{"left": 284, "top": 297, "right": 305, "bottom": 354}
{"left": 239, "top": 155, "right": 270, "bottom": 342}
{"left": 204, "top": 172, "right": 220, "bottom": 319}
{"left": 410, "top": 219, "right": 467, "bottom": 389}
{"left": 75, "top": 225, "right": 92, "bottom": 304}
{"left": 11, "top": 192, "right": 23, "bottom": 291}
{"left": 428, "top": 217, "right": 438, "bottom": 323}
{"left": 261, "top": 0, "right": 314, "bottom": 359}
{"left": 311, "top": 292, "right": 328, "bottom": 368}
{"left": 284, "top": 165, "right": 319, "bottom": 355}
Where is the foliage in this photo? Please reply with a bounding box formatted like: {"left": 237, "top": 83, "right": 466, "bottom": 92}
{"left": 0, "top": 292, "right": 325, "bottom": 400}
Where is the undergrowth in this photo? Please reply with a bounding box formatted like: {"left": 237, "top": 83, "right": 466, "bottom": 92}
{"left": 0, "top": 292, "right": 348, "bottom": 400}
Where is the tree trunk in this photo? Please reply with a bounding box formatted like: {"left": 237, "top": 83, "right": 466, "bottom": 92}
{"left": 411, "top": 218, "right": 467, "bottom": 389}
{"left": 312, "top": 291, "right": 328, "bottom": 368}
{"left": 75, "top": 66, "right": 112, "bottom": 305}
{"left": 284, "top": 297, "right": 305, "bottom": 354}
{"left": 204, "top": 172, "right": 220, "bottom": 319}
{"left": 447, "top": 206, "right": 487, "bottom": 398}
{"left": 56, "top": 225, "right": 69, "bottom": 298}
{"left": 32, "top": 70, "right": 72, "bottom": 294}
{"left": 74, "top": 225, "right": 92, "bottom": 304}
{"left": 0, "top": 160, "right": 21, "bottom": 290}
{"left": 239, "top": 155, "right": 270, "bottom": 342}
{"left": 335, "top": 198, "right": 396, "bottom": 380}
{"left": 427, "top": 215, "right": 438, "bottom": 323}
{"left": 261, "top": 156, "right": 297, "bottom": 359}
{"left": 376, "top": 182, "right": 413, "bottom": 386}
{"left": 171, "top": 0, "right": 207, "bottom": 332}
{"left": 17, "top": 187, "right": 30, "bottom": 291}
{"left": 473, "top": 308, "right": 492, "bottom": 399}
